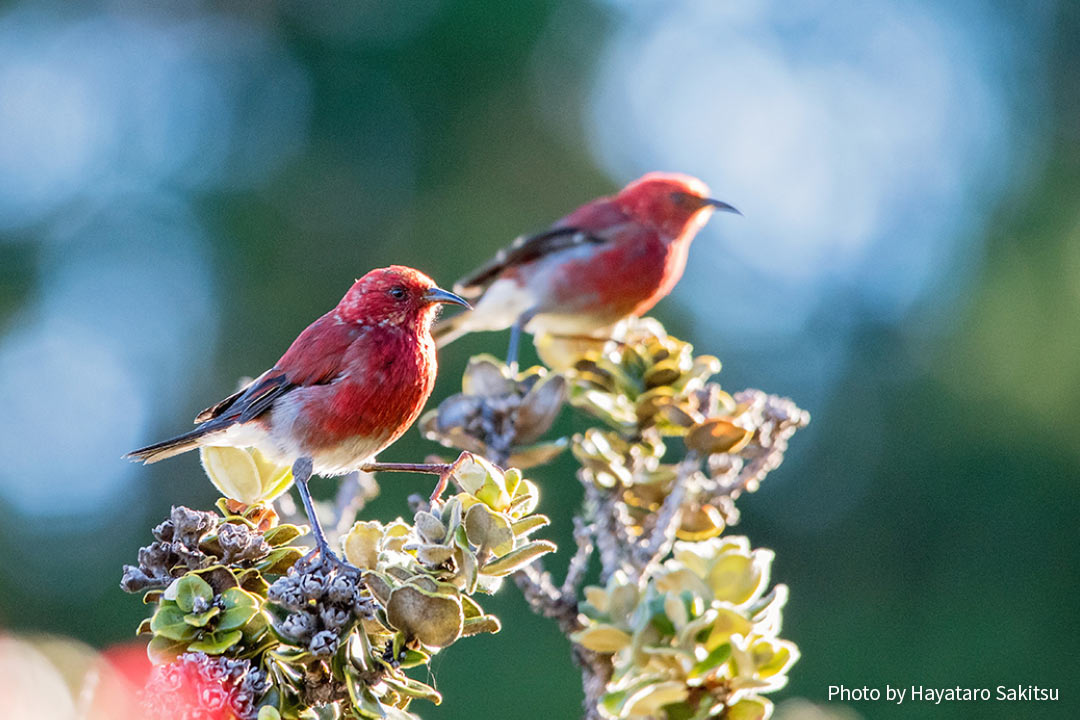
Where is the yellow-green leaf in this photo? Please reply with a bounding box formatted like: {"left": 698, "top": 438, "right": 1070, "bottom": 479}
{"left": 570, "top": 624, "right": 632, "bottom": 653}
{"left": 479, "top": 540, "right": 555, "bottom": 576}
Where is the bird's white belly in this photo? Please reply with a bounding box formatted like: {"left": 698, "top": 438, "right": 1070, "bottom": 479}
{"left": 202, "top": 405, "right": 387, "bottom": 478}
{"left": 465, "top": 278, "right": 537, "bottom": 331}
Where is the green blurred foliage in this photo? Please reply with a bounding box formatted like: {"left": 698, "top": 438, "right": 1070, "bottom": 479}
{"left": 0, "top": 1, "right": 1078, "bottom": 719}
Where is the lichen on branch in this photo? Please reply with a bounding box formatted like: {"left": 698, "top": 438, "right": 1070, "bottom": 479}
{"left": 424, "top": 318, "right": 809, "bottom": 720}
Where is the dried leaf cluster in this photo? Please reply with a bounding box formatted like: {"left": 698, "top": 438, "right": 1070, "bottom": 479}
{"left": 123, "top": 455, "right": 554, "bottom": 719}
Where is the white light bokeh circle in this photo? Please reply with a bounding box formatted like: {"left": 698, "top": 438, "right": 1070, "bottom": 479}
{"left": 585, "top": 0, "right": 1033, "bottom": 336}
{"left": 0, "top": 317, "right": 146, "bottom": 517}
{"left": 0, "top": 6, "right": 311, "bottom": 231}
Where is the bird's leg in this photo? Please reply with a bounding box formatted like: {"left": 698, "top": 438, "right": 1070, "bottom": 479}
{"left": 359, "top": 460, "right": 457, "bottom": 504}
{"left": 507, "top": 308, "right": 538, "bottom": 374}
{"left": 292, "top": 457, "right": 344, "bottom": 566}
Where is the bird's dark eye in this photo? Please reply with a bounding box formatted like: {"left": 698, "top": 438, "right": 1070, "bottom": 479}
{"left": 388, "top": 286, "right": 407, "bottom": 300}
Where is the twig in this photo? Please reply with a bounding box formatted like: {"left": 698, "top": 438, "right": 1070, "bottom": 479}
{"left": 715, "top": 390, "right": 810, "bottom": 500}
{"left": 561, "top": 516, "right": 595, "bottom": 599}
{"left": 631, "top": 454, "right": 698, "bottom": 578}
{"left": 586, "top": 485, "right": 625, "bottom": 582}
{"left": 512, "top": 563, "right": 578, "bottom": 633}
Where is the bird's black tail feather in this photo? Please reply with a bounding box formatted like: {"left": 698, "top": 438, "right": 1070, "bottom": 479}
{"left": 124, "top": 427, "right": 211, "bottom": 464}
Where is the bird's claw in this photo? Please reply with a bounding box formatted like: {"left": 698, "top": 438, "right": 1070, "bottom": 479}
{"left": 428, "top": 469, "right": 453, "bottom": 505}
{"left": 298, "top": 544, "right": 359, "bottom": 575}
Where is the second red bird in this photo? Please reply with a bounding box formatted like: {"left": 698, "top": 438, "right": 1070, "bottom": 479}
{"left": 433, "top": 171, "right": 739, "bottom": 364}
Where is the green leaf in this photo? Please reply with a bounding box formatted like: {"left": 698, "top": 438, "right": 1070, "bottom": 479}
{"left": 460, "top": 594, "right": 484, "bottom": 619}
{"left": 464, "top": 503, "right": 515, "bottom": 556}
{"left": 170, "top": 575, "right": 214, "bottom": 614}
{"left": 263, "top": 524, "right": 304, "bottom": 547}
{"left": 480, "top": 540, "right": 556, "bottom": 576}
{"left": 386, "top": 584, "right": 463, "bottom": 649}
{"left": 570, "top": 624, "right": 632, "bottom": 653}
{"left": 600, "top": 689, "right": 629, "bottom": 717}
{"left": 147, "top": 635, "right": 188, "bottom": 664}
{"left": 183, "top": 606, "right": 221, "bottom": 627}
{"left": 725, "top": 697, "right": 772, "bottom": 720}
{"left": 256, "top": 707, "right": 281, "bottom": 720}
{"left": 382, "top": 673, "right": 443, "bottom": 704}
{"left": 398, "top": 647, "right": 431, "bottom": 669}
{"left": 663, "top": 702, "right": 695, "bottom": 720}
{"left": 257, "top": 546, "right": 305, "bottom": 575}
{"left": 343, "top": 666, "right": 367, "bottom": 716}
{"left": 461, "top": 615, "right": 501, "bottom": 637}
{"left": 188, "top": 629, "right": 243, "bottom": 654}
{"left": 150, "top": 605, "right": 199, "bottom": 641}
{"left": 238, "top": 570, "right": 270, "bottom": 597}
{"left": 217, "top": 587, "right": 260, "bottom": 631}
{"left": 689, "top": 643, "right": 731, "bottom": 679}
{"left": 647, "top": 595, "right": 676, "bottom": 636}
{"left": 624, "top": 681, "right": 689, "bottom": 718}
{"left": 510, "top": 514, "right": 550, "bottom": 537}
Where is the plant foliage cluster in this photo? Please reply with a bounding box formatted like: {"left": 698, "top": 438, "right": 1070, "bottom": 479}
{"left": 123, "top": 319, "right": 807, "bottom": 720}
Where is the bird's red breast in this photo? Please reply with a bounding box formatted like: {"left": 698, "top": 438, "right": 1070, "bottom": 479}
{"left": 288, "top": 323, "right": 436, "bottom": 452}
{"left": 507, "top": 194, "right": 701, "bottom": 324}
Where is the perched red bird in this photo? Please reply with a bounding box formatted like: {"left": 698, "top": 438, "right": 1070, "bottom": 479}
{"left": 126, "top": 266, "right": 469, "bottom": 559}
{"left": 433, "top": 172, "right": 739, "bottom": 364}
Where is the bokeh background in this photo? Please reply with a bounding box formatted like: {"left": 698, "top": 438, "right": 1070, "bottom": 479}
{"left": 1, "top": 1, "right": 1077, "bottom": 718}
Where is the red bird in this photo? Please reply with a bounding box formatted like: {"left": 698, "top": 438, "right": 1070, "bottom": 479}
{"left": 126, "top": 266, "right": 469, "bottom": 559}
{"left": 433, "top": 172, "right": 738, "bottom": 365}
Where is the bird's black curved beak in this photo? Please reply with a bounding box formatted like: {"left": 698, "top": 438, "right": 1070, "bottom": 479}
{"left": 704, "top": 198, "right": 742, "bottom": 216}
{"left": 424, "top": 286, "right": 472, "bottom": 309}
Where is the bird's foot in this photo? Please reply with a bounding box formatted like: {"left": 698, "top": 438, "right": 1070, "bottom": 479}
{"left": 297, "top": 542, "right": 360, "bottom": 575}
{"left": 428, "top": 466, "right": 454, "bottom": 505}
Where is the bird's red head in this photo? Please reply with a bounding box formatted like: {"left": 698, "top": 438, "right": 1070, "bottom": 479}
{"left": 337, "top": 265, "right": 470, "bottom": 332}
{"left": 614, "top": 172, "right": 739, "bottom": 239}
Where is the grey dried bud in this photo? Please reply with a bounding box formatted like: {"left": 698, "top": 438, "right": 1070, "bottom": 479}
{"left": 268, "top": 577, "right": 305, "bottom": 610}
{"left": 319, "top": 606, "right": 351, "bottom": 631}
{"left": 217, "top": 522, "right": 272, "bottom": 564}
{"left": 280, "top": 611, "right": 316, "bottom": 641}
{"left": 421, "top": 359, "right": 567, "bottom": 468}
{"left": 152, "top": 520, "right": 174, "bottom": 542}
{"left": 326, "top": 574, "right": 357, "bottom": 604}
{"left": 354, "top": 595, "right": 377, "bottom": 619}
{"left": 309, "top": 630, "right": 340, "bottom": 656}
{"left": 169, "top": 506, "right": 218, "bottom": 545}
{"left": 298, "top": 570, "right": 330, "bottom": 599}
{"left": 120, "top": 565, "right": 163, "bottom": 593}
{"left": 121, "top": 508, "right": 220, "bottom": 593}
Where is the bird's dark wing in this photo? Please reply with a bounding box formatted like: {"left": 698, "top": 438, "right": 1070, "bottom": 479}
{"left": 194, "top": 372, "right": 296, "bottom": 426}
{"left": 193, "top": 313, "right": 359, "bottom": 427}
{"left": 126, "top": 315, "right": 356, "bottom": 465}
{"left": 194, "top": 383, "right": 249, "bottom": 423}
{"left": 454, "top": 226, "right": 607, "bottom": 297}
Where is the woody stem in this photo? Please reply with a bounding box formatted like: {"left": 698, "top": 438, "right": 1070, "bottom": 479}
{"left": 359, "top": 461, "right": 456, "bottom": 503}
{"left": 358, "top": 462, "right": 451, "bottom": 474}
